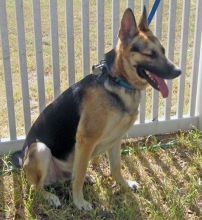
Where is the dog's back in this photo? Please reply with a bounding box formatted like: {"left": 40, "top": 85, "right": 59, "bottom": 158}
{"left": 23, "top": 74, "right": 100, "bottom": 160}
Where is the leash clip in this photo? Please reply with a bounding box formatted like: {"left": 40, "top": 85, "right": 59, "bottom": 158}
{"left": 92, "top": 60, "right": 110, "bottom": 74}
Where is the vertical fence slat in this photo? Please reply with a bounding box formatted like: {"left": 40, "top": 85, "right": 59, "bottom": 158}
{"left": 15, "top": 0, "right": 31, "bottom": 134}
{"left": 82, "top": 0, "right": 90, "bottom": 76}
{"left": 152, "top": 0, "right": 163, "bottom": 121}
{"left": 66, "top": 0, "right": 75, "bottom": 85}
{"left": 189, "top": 0, "right": 202, "bottom": 116}
{"left": 32, "top": 0, "right": 46, "bottom": 112}
{"left": 50, "top": 0, "right": 60, "bottom": 98}
{"left": 139, "top": 92, "right": 146, "bottom": 123}
{"left": 196, "top": 33, "right": 202, "bottom": 130}
{"left": 112, "top": 0, "right": 119, "bottom": 47}
{"left": 96, "top": 0, "right": 104, "bottom": 62}
{"left": 164, "top": 0, "right": 177, "bottom": 120}
{"left": 139, "top": 0, "right": 149, "bottom": 123}
{"left": 127, "top": 0, "right": 134, "bottom": 10}
{"left": 154, "top": 0, "right": 163, "bottom": 48}
{"left": 177, "top": 0, "right": 190, "bottom": 118}
{"left": 0, "top": 0, "right": 17, "bottom": 140}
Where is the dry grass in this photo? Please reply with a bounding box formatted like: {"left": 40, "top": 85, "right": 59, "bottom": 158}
{"left": 0, "top": 129, "right": 202, "bottom": 219}
{"left": 0, "top": 0, "right": 197, "bottom": 139}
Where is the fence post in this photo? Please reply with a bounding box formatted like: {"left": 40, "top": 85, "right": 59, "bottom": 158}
{"left": 196, "top": 33, "right": 202, "bottom": 130}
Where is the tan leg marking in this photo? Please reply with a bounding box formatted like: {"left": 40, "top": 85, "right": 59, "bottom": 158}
{"left": 72, "top": 92, "right": 108, "bottom": 210}
{"left": 108, "top": 142, "right": 139, "bottom": 191}
{"left": 72, "top": 140, "right": 95, "bottom": 210}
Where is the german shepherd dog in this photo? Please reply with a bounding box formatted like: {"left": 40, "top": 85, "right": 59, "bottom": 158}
{"left": 15, "top": 7, "right": 181, "bottom": 210}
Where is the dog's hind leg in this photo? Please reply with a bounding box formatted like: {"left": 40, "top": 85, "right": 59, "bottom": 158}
{"left": 23, "top": 142, "right": 61, "bottom": 207}
{"left": 108, "top": 141, "right": 139, "bottom": 191}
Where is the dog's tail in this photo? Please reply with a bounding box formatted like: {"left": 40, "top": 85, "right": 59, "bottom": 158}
{"left": 10, "top": 150, "right": 23, "bottom": 168}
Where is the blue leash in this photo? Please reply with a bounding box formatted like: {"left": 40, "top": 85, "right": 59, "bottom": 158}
{"left": 147, "top": 0, "right": 161, "bottom": 25}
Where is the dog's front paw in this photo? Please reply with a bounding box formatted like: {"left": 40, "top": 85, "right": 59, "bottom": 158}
{"left": 74, "top": 199, "right": 92, "bottom": 211}
{"left": 44, "top": 192, "right": 61, "bottom": 208}
{"left": 126, "top": 180, "right": 140, "bottom": 191}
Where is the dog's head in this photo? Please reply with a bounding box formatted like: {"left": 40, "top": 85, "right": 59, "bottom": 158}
{"left": 115, "top": 7, "right": 181, "bottom": 98}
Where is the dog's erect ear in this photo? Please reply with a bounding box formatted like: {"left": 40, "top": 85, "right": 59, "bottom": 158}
{"left": 138, "top": 6, "right": 149, "bottom": 32}
{"left": 118, "top": 8, "right": 138, "bottom": 45}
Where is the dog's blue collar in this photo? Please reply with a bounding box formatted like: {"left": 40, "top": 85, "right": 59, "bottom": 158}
{"left": 113, "top": 76, "right": 135, "bottom": 90}
{"left": 92, "top": 61, "right": 135, "bottom": 91}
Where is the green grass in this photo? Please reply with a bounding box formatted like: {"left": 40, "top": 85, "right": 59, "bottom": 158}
{"left": 0, "top": 0, "right": 197, "bottom": 138}
{"left": 0, "top": 130, "right": 201, "bottom": 219}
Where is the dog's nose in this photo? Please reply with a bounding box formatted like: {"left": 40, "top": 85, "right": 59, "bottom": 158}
{"left": 173, "top": 68, "right": 181, "bottom": 77}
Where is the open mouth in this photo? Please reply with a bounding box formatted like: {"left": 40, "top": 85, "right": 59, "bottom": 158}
{"left": 137, "top": 67, "right": 169, "bottom": 98}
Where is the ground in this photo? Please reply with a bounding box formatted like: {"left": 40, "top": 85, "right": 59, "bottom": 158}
{"left": 0, "top": 129, "right": 201, "bottom": 220}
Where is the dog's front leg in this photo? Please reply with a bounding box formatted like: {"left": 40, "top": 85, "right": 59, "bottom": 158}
{"left": 108, "top": 142, "right": 139, "bottom": 191}
{"left": 72, "top": 138, "right": 95, "bottom": 211}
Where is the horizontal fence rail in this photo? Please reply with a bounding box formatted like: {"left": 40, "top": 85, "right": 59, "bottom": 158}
{"left": 0, "top": 0, "right": 201, "bottom": 153}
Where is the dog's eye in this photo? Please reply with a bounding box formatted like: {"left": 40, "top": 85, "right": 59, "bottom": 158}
{"left": 142, "top": 50, "right": 157, "bottom": 58}
{"left": 162, "top": 47, "right": 165, "bottom": 55}
{"left": 130, "top": 45, "right": 140, "bottom": 53}
{"left": 151, "top": 50, "right": 157, "bottom": 58}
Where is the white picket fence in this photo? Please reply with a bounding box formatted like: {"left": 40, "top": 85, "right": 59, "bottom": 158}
{"left": 0, "top": 0, "right": 202, "bottom": 154}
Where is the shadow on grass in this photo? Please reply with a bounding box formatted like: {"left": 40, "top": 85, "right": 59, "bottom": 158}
{"left": 168, "top": 146, "right": 202, "bottom": 216}
{"left": 92, "top": 155, "right": 145, "bottom": 219}
{"left": 153, "top": 153, "right": 179, "bottom": 184}
{"left": 0, "top": 142, "right": 201, "bottom": 219}
{"left": 94, "top": 174, "right": 144, "bottom": 219}
{"left": 123, "top": 143, "right": 202, "bottom": 219}
{"left": 122, "top": 153, "right": 172, "bottom": 219}
{"left": 0, "top": 165, "right": 144, "bottom": 220}
{"left": 175, "top": 146, "right": 202, "bottom": 177}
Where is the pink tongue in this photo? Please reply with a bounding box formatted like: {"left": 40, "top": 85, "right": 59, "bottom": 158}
{"left": 150, "top": 72, "right": 169, "bottom": 98}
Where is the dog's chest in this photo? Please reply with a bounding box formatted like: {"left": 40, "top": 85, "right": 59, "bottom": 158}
{"left": 93, "top": 89, "right": 140, "bottom": 156}
{"left": 106, "top": 87, "right": 140, "bottom": 136}
{"left": 92, "top": 111, "right": 138, "bottom": 156}
{"left": 109, "top": 111, "right": 137, "bottom": 139}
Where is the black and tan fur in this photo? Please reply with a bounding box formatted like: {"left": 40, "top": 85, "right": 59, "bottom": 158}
{"left": 15, "top": 8, "right": 181, "bottom": 210}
